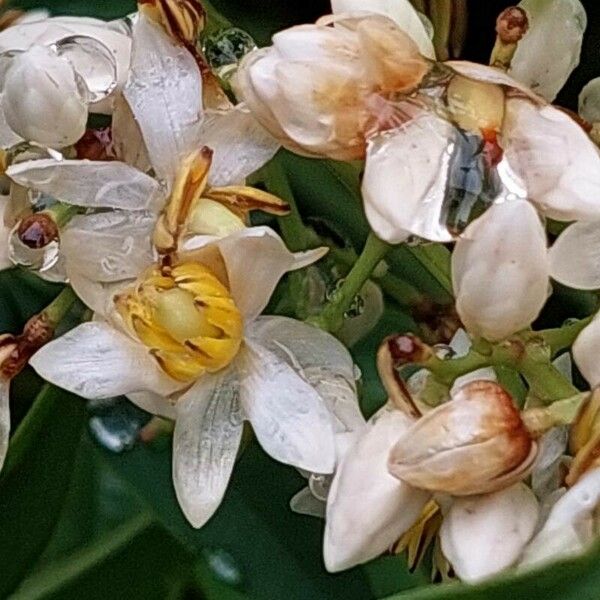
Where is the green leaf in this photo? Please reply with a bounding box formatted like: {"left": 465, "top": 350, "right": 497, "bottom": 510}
{"left": 0, "top": 386, "right": 86, "bottom": 597}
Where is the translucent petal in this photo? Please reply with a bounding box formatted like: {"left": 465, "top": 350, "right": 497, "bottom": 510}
{"left": 503, "top": 98, "right": 600, "bottom": 221}
{"left": 62, "top": 211, "right": 155, "bottom": 282}
{"left": 173, "top": 369, "right": 243, "bottom": 528}
{"left": 110, "top": 94, "right": 151, "bottom": 171}
{"left": 0, "top": 95, "right": 22, "bottom": 149}
{"left": 30, "top": 321, "right": 182, "bottom": 399}
{"left": 452, "top": 200, "right": 549, "bottom": 341}
{"left": 440, "top": 483, "right": 539, "bottom": 582}
{"left": 0, "top": 380, "right": 9, "bottom": 471}
{"left": 331, "top": 0, "right": 435, "bottom": 58}
{"left": 290, "top": 486, "right": 326, "bottom": 519}
{"left": 324, "top": 407, "right": 430, "bottom": 572}
{"left": 363, "top": 111, "right": 456, "bottom": 243}
{"left": 238, "top": 340, "right": 336, "bottom": 474}
{"left": 201, "top": 104, "right": 279, "bottom": 187}
{"left": 124, "top": 15, "right": 203, "bottom": 188}
{"left": 246, "top": 315, "right": 364, "bottom": 435}
{"left": 549, "top": 221, "right": 600, "bottom": 290}
{"left": 510, "top": 0, "right": 586, "bottom": 102}
{"left": 7, "top": 159, "right": 164, "bottom": 211}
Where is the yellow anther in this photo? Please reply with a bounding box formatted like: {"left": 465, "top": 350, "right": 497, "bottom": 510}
{"left": 116, "top": 261, "right": 243, "bottom": 382}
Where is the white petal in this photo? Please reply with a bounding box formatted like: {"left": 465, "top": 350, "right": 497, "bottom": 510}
{"left": 173, "top": 370, "right": 243, "bottom": 528}
{"left": 452, "top": 200, "right": 549, "bottom": 341}
{"left": 0, "top": 197, "right": 11, "bottom": 270}
{"left": 549, "top": 221, "right": 600, "bottom": 289}
{"left": 201, "top": 105, "right": 279, "bottom": 187}
{"left": 110, "top": 93, "right": 151, "bottom": 170}
{"left": 579, "top": 77, "right": 600, "bottom": 123}
{"left": 67, "top": 270, "right": 128, "bottom": 318}
{"left": 503, "top": 98, "right": 600, "bottom": 221}
{"left": 62, "top": 211, "right": 155, "bottom": 282}
{"left": 238, "top": 340, "right": 336, "bottom": 474}
{"left": 0, "top": 380, "right": 9, "bottom": 471}
{"left": 30, "top": 321, "right": 181, "bottom": 399}
{"left": 324, "top": 407, "right": 430, "bottom": 572}
{"left": 246, "top": 315, "right": 365, "bottom": 435}
{"left": 521, "top": 467, "right": 600, "bottom": 568}
{"left": 214, "top": 226, "right": 325, "bottom": 321}
{"left": 331, "top": 0, "right": 435, "bottom": 58}
{"left": 531, "top": 426, "right": 569, "bottom": 501}
{"left": 7, "top": 159, "right": 163, "bottom": 211}
{"left": 440, "top": 483, "right": 539, "bottom": 582}
{"left": 510, "top": 0, "right": 586, "bottom": 102}
{"left": 363, "top": 112, "right": 456, "bottom": 244}
{"left": 124, "top": 15, "right": 203, "bottom": 189}
{"left": 573, "top": 315, "right": 600, "bottom": 387}
{"left": 127, "top": 391, "right": 177, "bottom": 420}
{"left": 290, "top": 487, "right": 326, "bottom": 519}
{"left": 0, "top": 96, "right": 23, "bottom": 149}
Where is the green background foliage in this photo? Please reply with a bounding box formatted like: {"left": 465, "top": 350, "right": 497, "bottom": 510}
{"left": 2, "top": 0, "right": 600, "bottom": 598}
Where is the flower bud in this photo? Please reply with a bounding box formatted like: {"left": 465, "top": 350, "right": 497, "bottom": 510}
{"left": 17, "top": 213, "right": 59, "bottom": 249}
{"left": 388, "top": 381, "right": 537, "bottom": 495}
{"left": 2, "top": 45, "right": 87, "bottom": 148}
{"left": 496, "top": 7, "right": 529, "bottom": 44}
{"left": 566, "top": 389, "right": 600, "bottom": 486}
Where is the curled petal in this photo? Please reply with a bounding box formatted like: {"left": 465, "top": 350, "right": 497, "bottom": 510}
{"left": 510, "top": 0, "right": 586, "bottom": 102}
{"left": 573, "top": 315, "right": 600, "bottom": 387}
{"left": 0, "top": 380, "right": 9, "bottom": 471}
{"left": 7, "top": 159, "right": 164, "bottom": 212}
{"left": 30, "top": 321, "right": 182, "bottom": 399}
{"left": 173, "top": 369, "right": 243, "bottom": 528}
{"left": 549, "top": 221, "right": 600, "bottom": 290}
{"left": 440, "top": 483, "right": 539, "bottom": 582}
{"left": 324, "top": 407, "right": 430, "bottom": 572}
{"left": 238, "top": 340, "right": 335, "bottom": 474}
{"left": 502, "top": 98, "right": 600, "bottom": 222}
{"left": 452, "top": 200, "right": 549, "bottom": 341}
{"left": 124, "top": 14, "right": 203, "bottom": 188}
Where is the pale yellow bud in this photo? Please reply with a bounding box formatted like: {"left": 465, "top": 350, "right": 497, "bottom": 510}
{"left": 388, "top": 381, "right": 537, "bottom": 495}
{"left": 188, "top": 198, "right": 246, "bottom": 237}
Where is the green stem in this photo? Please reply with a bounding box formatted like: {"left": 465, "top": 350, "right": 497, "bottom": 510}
{"left": 309, "top": 232, "right": 392, "bottom": 333}
{"left": 535, "top": 316, "right": 593, "bottom": 356}
{"left": 519, "top": 357, "right": 579, "bottom": 404}
{"left": 43, "top": 286, "right": 78, "bottom": 326}
{"left": 45, "top": 202, "right": 80, "bottom": 228}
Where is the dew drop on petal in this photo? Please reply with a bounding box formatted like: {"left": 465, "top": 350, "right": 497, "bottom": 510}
{"left": 203, "top": 27, "right": 257, "bottom": 82}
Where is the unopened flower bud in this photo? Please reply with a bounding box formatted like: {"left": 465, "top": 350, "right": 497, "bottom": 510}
{"left": 74, "top": 127, "right": 114, "bottom": 161}
{"left": 496, "top": 7, "right": 529, "bottom": 44}
{"left": 17, "top": 213, "right": 59, "bottom": 249}
{"left": 388, "top": 381, "right": 537, "bottom": 495}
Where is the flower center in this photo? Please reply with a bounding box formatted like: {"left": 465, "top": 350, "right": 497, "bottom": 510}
{"left": 116, "top": 262, "right": 243, "bottom": 382}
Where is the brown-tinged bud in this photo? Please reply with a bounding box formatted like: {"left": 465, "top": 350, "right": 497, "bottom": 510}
{"left": 74, "top": 127, "right": 114, "bottom": 161}
{"left": 17, "top": 213, "right": 59, "bottom": 249}
{"left": 566, "top": 389, "right": 600, "bottom": 486}
{"left": 388, "top": 380, "right": 537, "bottom": 496}
{"left": 496, "top": 7, "right": 529, "bottom": 44}
{"left": 138, "top": 0, "right": 205, "bottom": 45}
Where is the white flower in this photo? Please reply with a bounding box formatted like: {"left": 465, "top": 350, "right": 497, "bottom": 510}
{"left": 0, "top": 15, "right": 131, "bottom": 147}
{"left": 29, "top": 225, "right": 354, "bottom": 528}
{"left": 0, "top": 195, "right": 11, "bottom": 271}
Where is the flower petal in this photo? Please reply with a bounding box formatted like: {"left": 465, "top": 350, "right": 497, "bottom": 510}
{"left": 238, "top": 340, "right": 336, "bottom": 474}
{"left": 363, "top": 112, "right": 456, "bottom": 244}
{"left": 440, "top": 483, "right": 539, "bottom": 582}
{"left": 124, "top": 15, "right": 203, "bottom": 189}
{"left": 0, "top": 197, "right": 11, "bottom": 270}
{"left": 503, "top": 98, "right": 600, "bottom": 221}
{"left": 324, "top": 407, "right": 430, "bottom": 572}
{"left": 172, "top": 369, "right": 243, "bottom": 528}
{"left": 200, "top": 104, "right": 279, "bottom": 187}
{"left": 127, "top": 391, "right": 177, "bottom": 420}
{"left": 0, "top": 380, "right": 9, "bottom": 471}
{"left": 246, "top": 315, "right": 365, "bottom": 435}
{"left": 7, "top": 159, "right": 163, "bottom": 211}
{"left": 331, "top": 0, "right": 435, "bottom": 59}
{"left": 0, "top": 96, "right": 23, "bottom": 149}
{"left": 110, "top": 94, "right": 151, "bottom": 170}
{"left": 573, "top": 315, "right": 600, "bottom": 387}
{"left": 452, "top": 200, "right": 549, "bottom": 341}
{"left": 290, "top": 486, "right": 326, "bottom": 519}
{"left": 62, "top": 211, "right": 156, "bottom": 282}
{"left": 509, "top": 0, "right": 586, "bottom": 102}
{"left": 30, "top": 321, "right": 182, "bottom": 399}
{"left": 66, "top": 271, "right": 128, "bottom": 318}
{"left": 548, "top": 221, "right": 600, "bottom": 290}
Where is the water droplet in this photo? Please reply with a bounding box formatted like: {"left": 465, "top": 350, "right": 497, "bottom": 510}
{"left": 203, "top": 548, "right": 244, "bottom": 588}
{"left": 308, "top": 473, "right": 332, "bottom": 502}
{"left": 203, "top": 27, "right": 257, "bottom": 82}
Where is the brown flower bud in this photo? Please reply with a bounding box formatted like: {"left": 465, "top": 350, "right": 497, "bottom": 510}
{"left": 17, "top": 213, "right": 59, "bottom": 249}
{"left": 74, "top": 127, "right": 114, "bottom": 161}
{"left": 388, "top": 381, "right": 537, "bottom": 496}
{"left": 496, "top": 7, "right": 529, "bottom": 44}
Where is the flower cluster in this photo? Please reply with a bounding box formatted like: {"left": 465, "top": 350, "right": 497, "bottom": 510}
{"left": 2, "top": 0, "right": 600, "bottom": 588}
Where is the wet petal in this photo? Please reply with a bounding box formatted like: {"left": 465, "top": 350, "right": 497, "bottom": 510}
{"left": 7, "top": 159, "right": 164, "bottom": 211}
{"left": 573, "top": 315, "right": 600, "bottom": 387}
{"left": 363, "top": 112, "right": 456, "bottom": 244}
{"left": 30, "top": 321, "right": 182, "bottom": 399}
{"left": 324, "top": 407, "right": 430, "bottom": 572}
{"left": 173, "top": 369, "right": 243, "bottom": 528}
{"left": 62, "top": 211, "right": 156, "bottom": 282}
{"left": 0, "top": 380, "right": 9, "bottom": 471}
{"left": 510, "top": 0, "right": 586, "bottom": 102}
{"left": 200, "top": 104, "right": 279, "bottom": 187}
{"left": 549, "top": 221, "right": 600, "bottom": 289}
{"left": 331, "top": 0, "right": 435, "bottom": 59}
{"left": 110, "top": 94, "right": 151, "bottom": 170}
{"left": 246, "top": 315, "right": 364, "bottom": 435}
{"left": 127, "top": 391, "right": 177, "bottom": 420}
{"left": 124, "top": 15, "right": 203, "bottom": 188}
{"left": 440, "top": 483, "right": 539, "bottom": 582}
{"left": 452, "top": 200, "right": 549, "bottom": 341}
{"left": 238, "top": 340, "right": 336, "bottom": 474}
{"left": 503, "top": 98, "right": 600, "bottom": 221}
{"left": 67, "top": 271, "right": 128, "bottom": 318}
